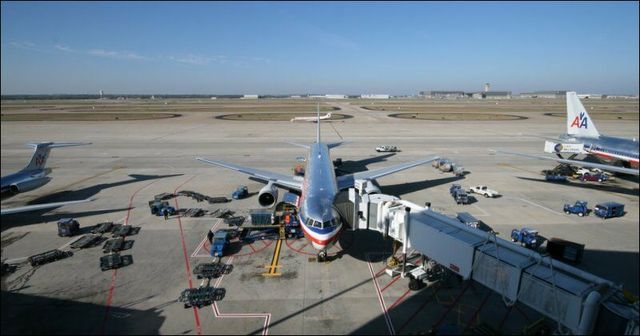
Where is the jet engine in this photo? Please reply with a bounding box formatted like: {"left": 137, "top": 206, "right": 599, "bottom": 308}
{"left": 363, "top": 180, "right": 381, "bottom": 194}
{"left": 258, "top": 182, "right": 278, "bottom": 208}
{"left": 9, "top": 176, "right": 52, "bottom": 194}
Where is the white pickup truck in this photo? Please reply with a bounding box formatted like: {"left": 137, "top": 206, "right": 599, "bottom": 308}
{"left": 469, "top": 185, "right": 500, "bottom": 198}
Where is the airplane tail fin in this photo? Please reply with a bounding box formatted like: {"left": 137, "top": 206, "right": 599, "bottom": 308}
{"left": 23, "top": 142, "right": 91, "bottom": 171}
{"left": 316, "top": 103, "right": 321, "bottom": 143}
{"left": 566, "top": 92, "right": 600, "bottom": 138}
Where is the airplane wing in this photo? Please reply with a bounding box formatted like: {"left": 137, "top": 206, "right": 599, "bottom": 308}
{"left": 196, "top": 157, "right": 302, "bottom": 190}
{"left": 337, "top": 156, "right": 440, "bottom": 189}
{"left": 1, "top": 198, "right": 94, "bottom": 216}
{"left": 495, "top": 150, "right": 639, "bottom": 176}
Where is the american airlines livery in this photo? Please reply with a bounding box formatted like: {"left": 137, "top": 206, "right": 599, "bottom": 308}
{"left": 499, "top": 92, "right": 639, "bottom": 176}
{"left": 197, "top": 107, "right": 439, "bottom": 258}
{"left": 1, "top": 142, "right": 93, "bottom": 216}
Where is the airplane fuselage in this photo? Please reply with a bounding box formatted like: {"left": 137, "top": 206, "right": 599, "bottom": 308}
{"left": 297, "top": 143, "right": 342, "bottom": 250}
{"left": 562, "top": 134, "right": 640, "bottom": 168}
{"left": 0, "top": 168, "right": 52, "bottom": 200}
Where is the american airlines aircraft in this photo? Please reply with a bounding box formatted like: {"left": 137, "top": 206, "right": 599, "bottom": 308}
{"left": 198, "top": 108, "right": 439, "bottom": 258}
{"left": 1, "top": 142, "right": 93, "bottom": 215}
{"left": 499, "top": 92, "right": 639, "bottom": 176}
{"left": 290, "top": 112, "right": 332, "bottom": 122}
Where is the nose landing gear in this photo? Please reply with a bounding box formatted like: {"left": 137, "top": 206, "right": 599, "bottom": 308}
{"left": 318, "top": 249, "right": 327, "bottom": 262}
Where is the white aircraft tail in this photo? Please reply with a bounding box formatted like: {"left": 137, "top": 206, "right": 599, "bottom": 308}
{"left": 23, "top": 142, "right": 91, "bottom": 171}
{"left": 566, "top": 92, "right": 600, "bottom": 138}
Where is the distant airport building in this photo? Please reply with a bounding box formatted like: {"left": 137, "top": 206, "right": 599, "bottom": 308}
{"left": 325, "top": 94, "right": 347, "bottom": 99}
{"left": 484, "top": 83, "right": 491, "bottom": 92}
{"left": 519, "top": 91, "right": 567, "bottom": 99}
{"left": 242, "top": 94, "right": 259, "bottom": 99}
{"left": 210, "top": 96, "right": 217, "bottom": 100}
{"left": 420, "top": 91, "right": 466, "bottom": 99}
{"left": 360, "top": 94, "right": 390, "bottom": 99}
{"left": 577, "top": 94, "right": 603, "bottom": 100}
{"left": 474, "top": 91, "right": 512, "bottom": 99}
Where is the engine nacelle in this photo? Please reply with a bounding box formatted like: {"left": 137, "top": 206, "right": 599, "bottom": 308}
{"left": 258, "top": 182, "right": 278, "bottom": 208}
{"left": 10, "top": 176, "right": 52, "bottom": 194}
{"left": 364, "top": 181, "right": 381, "bottom": 194}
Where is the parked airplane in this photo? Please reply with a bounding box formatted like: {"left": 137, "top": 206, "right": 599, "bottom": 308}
{"left": 1, "top": 142, "right": 93, "bottom": 215}
{"left": 498, "top": 92, "right": 639, "bottom": 176}
{"left": 198, "top": 107, "right": 439, "bottom": 258}
{"left": 291, "top": 112, "right": 332, "bottom": 122}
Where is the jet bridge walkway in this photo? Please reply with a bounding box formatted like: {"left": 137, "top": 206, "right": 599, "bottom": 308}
{"left": 345, "top": 180, "right": 639, "bottom": 335}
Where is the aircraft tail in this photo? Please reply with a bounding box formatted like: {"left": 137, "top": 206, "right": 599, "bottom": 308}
{"left": 23, "top": 142, "right": 91, "bottom": 171}
{"left": 566, "top": 92, "right": 600, "bottom": 138}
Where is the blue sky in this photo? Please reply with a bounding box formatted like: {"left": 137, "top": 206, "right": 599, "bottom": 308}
{"left": 1, "top": 1, "right": 638, "bottom": 95}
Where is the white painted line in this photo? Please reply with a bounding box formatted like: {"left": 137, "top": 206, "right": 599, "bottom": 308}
{"left": 471, "top": 204, "right": 490, "bottom": 217}
{"left": 507, "top": 196, "right": 564, "bottom": 216}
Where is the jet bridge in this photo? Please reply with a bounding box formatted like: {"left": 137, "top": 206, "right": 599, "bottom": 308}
{"left": 346, "top": 180, "right": 639, "bottom": 335}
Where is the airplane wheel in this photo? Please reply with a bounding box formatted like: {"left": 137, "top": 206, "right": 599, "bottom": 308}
{"left": 484, "top": 194, "right": 490, "bottom": 198}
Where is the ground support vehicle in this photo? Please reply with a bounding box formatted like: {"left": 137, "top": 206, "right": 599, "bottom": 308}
{"left": 179, "top": 287, "right": 226, "bottom": 308}
{"left": 594, "top": 202, "right": 625, "bottom": 219}
{"left": 452, "top": 189, "right": 469, "bottom": 204}
{"left": 70, "top": 234, "right": 103, "bottom": 249}
{"left": 211, "top": 231, "right": 230, "bottom": 258}
{"left": 564, "top": 201, "right": 589, "bottom": 217}
{"left": 91, "top": 221, "right": 114, "bottom": 234}
{"left": 546, "top": 238, "right": 585, "bottom": 264}
{"left": 100, "top": 253, "right": 133, "bottom": 271}
{"left": 511, "top": 228, "right": 542, "bottom": 249}
{"left": 193, "top": 262, "right": 234, "bottom": 279}
{"left": 469, "top": 185, "right": 500, "bottom": 198}
{"left": 376, "top": 145, "right": 399, "bottom": 152}
{"left": 232, "top": 186, "right": 248, "bottom": 199}
{"left": 57, "top": 218, "right": 80, "bottom": 237}
{"left": 149, "top": 200, "right": 176, "bottom": 216}
{"left": 579, "top": 173, "right": 609, "bottom": 183}
{"left": 28, "top": 249, "right": 73, "bottom": 267}
{"left": 102, "top": 237, "right": 134, "bottom": 253}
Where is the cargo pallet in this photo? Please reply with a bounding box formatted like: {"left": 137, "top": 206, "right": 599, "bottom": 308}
{"left": 91, "top": 221, "right": 114, "bottom": 234}
{"left": 70, "top": 234, "right": 103, "bottom": 249}
{"left": 100, "top": 253, "right": 133, "bottom": 271}
{"left": 193, "top": 262, "right": 234, "bottom": 279}
{"left": 102, "top": 237, "right": 134, "bottom": 253}
{"left": 178, "top": 287, "right": 226, "bottom": 308}
{"left": 111, "top": 224, "right": 141, "bottom": 237}
{"left": 28, "top": 249, "right": 73, "bottom": 267}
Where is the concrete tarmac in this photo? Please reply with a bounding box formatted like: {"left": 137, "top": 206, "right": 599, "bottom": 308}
{"left": 1, "top": 99, "right": 638, "bottom": 334}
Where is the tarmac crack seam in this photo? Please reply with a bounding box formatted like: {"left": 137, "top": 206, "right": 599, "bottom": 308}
{"left": 211, "top": 256, "right": 272, "bottom": 336}
{"left": 101, "top": 179, "right": 157, "bottom": 335}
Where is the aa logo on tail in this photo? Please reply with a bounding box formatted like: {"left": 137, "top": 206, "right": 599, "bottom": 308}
{"left": 35, "top": 154, "right": 46, "bottom": 167}
{"left": 571, "top": 112, "right": 589, "bottom": 129}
